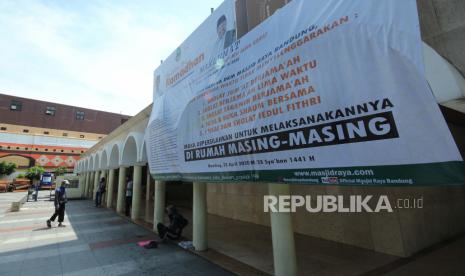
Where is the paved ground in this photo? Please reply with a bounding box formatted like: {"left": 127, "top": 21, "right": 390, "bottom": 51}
{"left": 0, "top": 192, "right": 26, "bottom": 218}
{"left": 0, "top": 191, "right": 233, "bottom": 276}
{"left": 179, "top": 209, "right": 398, "bottom": 275}
{"left": 3, "top": 191, "right": 464, "bottom": 275}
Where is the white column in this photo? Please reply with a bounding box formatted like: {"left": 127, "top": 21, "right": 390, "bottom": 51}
{"left": 84, "top": 172, "right": 89, "bottom": 197}
{"left": 92, "top": 171, "right": 99, "bottom": 200}
{"left": 81, "top": 173, "right": 86, "bottom": 197}
{"left": 153, "top": 180, "right": 166, "bottom": 230}
{"left": 106, "top": 169, "right": 115, "bottom": 208}
{"left": 131, "top": 165, "right": 142, "bottom": 220}
{"left": 88, "top": 172, "right": 94, "bottom": 198}
{"left": 145, "top": 167, "right": 152, "bottom": 222}
{"left": 193, "top": 182, "right": 207, "bottom": 251}
{"left": 268, "top": 183, "right": 297, "bottom": 276}
{"left": 116, "top": 167, "right": 126, "bottom": 214}
{"left": 88, "top": 172, "right": 95, "bottom": 198}
{"left": 101, "top": 170, "right": 107, "bottom": 205}
{"left": 81, "top": 173, "right": 87, "bottom": 198}
{"left": 85, "top": 172, "right": 90, "bottom": 197}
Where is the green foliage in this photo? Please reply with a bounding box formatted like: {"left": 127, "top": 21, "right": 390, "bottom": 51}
{"left": 0, "top": 161, "right": 17, "bottom": 176}
{"left": 54, "top": 166, "right": 68, "bottom": 176}
{"left": 25, "top": 166, "right": 45, "bottom": 181}
{"left": 16, "top": 173, "right": 25, "bottom": 179}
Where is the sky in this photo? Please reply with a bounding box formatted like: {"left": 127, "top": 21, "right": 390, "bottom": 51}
{"left": 0, "top": 0, "right": 224, "bottom": 116}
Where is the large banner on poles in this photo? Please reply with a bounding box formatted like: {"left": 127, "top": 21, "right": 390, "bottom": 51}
{"left": 147, "top": 0, "right": 465, "bottom": 185}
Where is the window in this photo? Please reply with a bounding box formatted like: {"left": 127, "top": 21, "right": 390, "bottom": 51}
{"left": 23, "top": 129, "right": 29, "bottom": 133}
{"left": 0, "top": 127, "right": 6, "bottom": 131}
{"left": 53, "top": 149, "right": 56, "bottom": 152}
{"left": 16, "top": 147, "right": 19, "bottom": 150}
{"left": 43, "top": 131, "right": 49, "bottom": 135}
{"left": 10, "top": 100, "right": 22, "bottom": 111}
{"left": 76, "top": 111, "right": 85, "bottom": 120}
{"left": 80, "top": 135, "right": 85, "bottom": 138}
{"left": 98, "top": 137, "right": 102, "bottom": 139}
{"left": 45, "top": 106, "right": 56, "bottom": 116}
{"left": 62, "top": 133, "right": 68, "bottom": 137}
{"left": 121, "top": 118, "right": 128, "bottom": 124}
{"left": 61, "top": 150, "right": 64, "bottom": 153}
{"left": 45, "top": 149, "right": 48, "bottom": 152}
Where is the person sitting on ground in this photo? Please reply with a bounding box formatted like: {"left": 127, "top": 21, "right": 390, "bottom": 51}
{"left": 47, "top": 180, "right": 68, "bottom": 228}
{"left": 157, "top": 205, "right": 188, "bottom": 241}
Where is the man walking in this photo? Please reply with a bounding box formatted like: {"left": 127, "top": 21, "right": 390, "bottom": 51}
{"left": 33, "top": 181, "right": 39, "bottom": 201}
{"left": 47, "top": 180, "right": 68, "bottom": 228}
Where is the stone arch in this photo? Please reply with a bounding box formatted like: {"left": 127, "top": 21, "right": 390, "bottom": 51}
{"left": 139, "top": 138, "right": 148, "bottom": 164}
{"left": 100, "top": 150, "right": 108, "bottom": 170}
{"left": 424, "top": 42, "right": 465, "bottom": 103}
{"left": 109, "top": 143, "right": 121, "bottom": 169}
{"left": 121, "top": 132, "right": 144, "bottom": 166}
{"left": 88, "top": 156, "right": 94, "bottom": 172}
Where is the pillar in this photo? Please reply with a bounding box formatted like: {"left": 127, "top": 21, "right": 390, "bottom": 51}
{"left": 153, "top": 180, "right": 166, "bottom": 230}
{"left": 268, "top": 183, "right": 297, "bottom": 276}
{"left": 92, "top": 171, "right": 99, "bottom": 200}
{"left": 106, "top": 169, "right": 115, "bottom": 208}
{"left": 84, "top": 172, "right": 88, "bottom": 197}
{"left": 80, "top": 173, "right": 86, "bottom": 197}
{"left": 85, "top": 172, "right": 90, "bottom": 197}
{"left": 81, "top": 173, "right": 87, "bottom": 198}
{"left": 193, "top": 182, "right": 207, "bottom": 251}
{"left": 131, "top": 165, "right": 142, "bottom": 220}
{"left": 88, "top": 171, "right": 94, "bottom": 198}
{"left": 101, "top": 170, "right": 107, "bottom": 205}
{"left": 145, "top": 167, "right": 152, "bottom": 222}
{"left": 89, "top": 171, "right": 94, "bottom": 198}
{"left": 116, "top": 166, "right": 126, "bottom": 214}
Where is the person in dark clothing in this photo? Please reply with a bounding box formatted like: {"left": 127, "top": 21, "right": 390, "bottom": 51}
{"left": 33, "top": 182, "right": 39, "bottom": 201}
{"left": 95, "top": 177, "right": 106, "bottom": 207}
{"left": 47, "top": 180, "right": 68, "bottom": 228}
{"left": 125, "top": 176, "right": 133, "bottom": 217}
{"left": 157, "top": 205, "right": 188, "bottom": 241}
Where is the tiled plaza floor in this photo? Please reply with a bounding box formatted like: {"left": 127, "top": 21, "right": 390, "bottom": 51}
{"left": 0, "top": 191, "right": 233, "bottom": 276}
{"left": 0, "top": 192, "right": 26, "bottom": 218}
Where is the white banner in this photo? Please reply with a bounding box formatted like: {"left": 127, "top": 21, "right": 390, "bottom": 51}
{"left": 147, "top": 0, "right": 465, "bottom": 185}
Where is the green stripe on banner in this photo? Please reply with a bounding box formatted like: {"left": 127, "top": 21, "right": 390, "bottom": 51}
{"left": 152, "top": 161, "right": 465, "bottom": 186}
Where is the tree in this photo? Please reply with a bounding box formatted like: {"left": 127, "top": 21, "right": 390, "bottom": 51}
{"left": 25, "top": 166, "right": 45, "bottom": 183}
{"left": 16, "top": 173, "right": 25, "bottom": 179}
{"left": 0, "top": 161, "right": 17, "bottom": 177}
{"left": 54, "top": 166, "right": 68, "bottom": 176}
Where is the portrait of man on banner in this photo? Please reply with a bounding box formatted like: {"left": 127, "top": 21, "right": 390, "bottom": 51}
{"left": 215, "top": 14, "right": 236, "bottom": 51}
